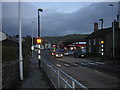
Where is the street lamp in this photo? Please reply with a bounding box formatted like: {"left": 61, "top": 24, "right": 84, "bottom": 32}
{"left": 99, "top": 19, "right": 103, "bottom": 29}
{"left": 18, "top": 0, "right": 23, "bottom": 80}
{"left": 38, "top": 8, "right": 43, "bottom": 68}
{"left": 31, "top": 22, "right": 34, "bottom": 57}
{"left": 38, "top": 8, "right": 43, "bottom": 38}
{"left": 99, "top": 19, "right": 104, "bottom": 61}
{"left": 109, "top": 3, "right": 115, "bottom": 59}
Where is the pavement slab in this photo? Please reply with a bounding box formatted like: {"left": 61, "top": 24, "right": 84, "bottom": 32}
{"left": 17, "top": 53, "right": 54, "bottom": 89}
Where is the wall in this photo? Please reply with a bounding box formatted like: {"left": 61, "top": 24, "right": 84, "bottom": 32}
{"left": 2, "top": 57, "right": 29, "bottom": 88}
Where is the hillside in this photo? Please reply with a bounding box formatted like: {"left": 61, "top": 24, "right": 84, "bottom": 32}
{"left": 42, "top": 34, "right": 89, "bottom": 44}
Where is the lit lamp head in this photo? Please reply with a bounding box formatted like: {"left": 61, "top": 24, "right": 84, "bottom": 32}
{"left": 38, "top": 8, "right": 43, "bottom": 12}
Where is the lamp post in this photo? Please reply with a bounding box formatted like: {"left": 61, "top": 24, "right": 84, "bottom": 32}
{"left": 99, "top": 19, "right": 103, "bottom": 29}
{"left": 109, "top": 3, "right": 115, "bottom": 59}
{"left": 38, "top": 8, "right": 43, "bottom": 68}
{"left": 31, "top": 22, "right": 34, "bottom": 57}
{"left": 38, "top": 8, "right": 43, "bottom": 38}
{"left": 99, "top": 19, "right": 104, "bottom": 61}
{"left": 18, "top": 0, "right": 23, "bottom": 80}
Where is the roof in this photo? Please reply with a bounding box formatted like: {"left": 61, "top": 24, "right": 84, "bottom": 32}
{"left": 0, "top": 30, "right": 7, "bottom": 41}
{"left": 86, "top": 27, "right": 120, "bottom": 39}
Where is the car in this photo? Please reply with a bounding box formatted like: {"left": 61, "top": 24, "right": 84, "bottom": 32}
{"left": 51, "top": 52, "right": 55, "bottom": 56}
{"left": 67, "top": 51, "right": 74, "bottom": 55}
{"left": 73, "top": 50, "right": 85, "bottom": 58}
{"left": 55, "top": 52, "right": 63, "bottom": 58}
{"left": 64, "top": 51, "right": 69, "bottom": 56}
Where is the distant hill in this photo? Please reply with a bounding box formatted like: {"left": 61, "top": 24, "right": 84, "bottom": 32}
{"left": 42, "top": 34, "right": 89, "bottom": 44}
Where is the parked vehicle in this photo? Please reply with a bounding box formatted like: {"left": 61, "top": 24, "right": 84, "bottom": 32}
{"left": 55, "top": 52, "right": 63, "bottom": 58}
{"left": 67, "top": 51, "right": 74, "bottom": 55}
{"left": 64, "top": 51, "right": 69, "bottom": 56}
{"left": 73, "top": 50, "right": 85, "bottom": 58}
{"left": 51, "top": 52, "right": 55, "bottom": 56}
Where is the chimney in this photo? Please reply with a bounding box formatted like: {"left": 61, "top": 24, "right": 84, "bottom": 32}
{"left": 94, "top": 22, "right": 98, "bottom": 32}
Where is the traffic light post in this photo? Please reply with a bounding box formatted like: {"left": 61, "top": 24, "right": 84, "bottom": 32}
{"left": 101, "top": 40, "right": 104, "bottom": 61}
{"left": 37, "top": 38, "right": 42, "bottom": 68}
{"left": 37, "top": 8, "right": 43, "bottom": 68}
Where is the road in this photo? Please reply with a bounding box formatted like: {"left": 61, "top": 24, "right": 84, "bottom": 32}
{"left": 40, "top": 50, "right": 119, "bottom": 88}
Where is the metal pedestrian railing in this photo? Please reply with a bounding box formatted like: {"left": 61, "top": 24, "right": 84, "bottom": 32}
{"left": 41, "top": 58, "right": 88, "bottom": 89}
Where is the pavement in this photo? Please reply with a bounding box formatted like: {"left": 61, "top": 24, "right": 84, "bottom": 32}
{"left": 17, "top": 52, "right": 54, "bottom": 89}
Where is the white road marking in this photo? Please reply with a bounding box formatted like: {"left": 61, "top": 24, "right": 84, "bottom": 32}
{"left": 88, "top": 62, "right": 97, "bottom": 65}
{"left": 80, "top": 63, "right": 88, "bottom": 66}
{"left": 72, "top": 63, "right": 78, "bottom": 66}
{"left": 95, "top": 62, "right": 105, "bottom": 65}
{"left": 95, "top": 70, "right": 98, "bottom": 72}
{"left": 64, "top": 64, "right": 70, "bottom": 67}
{"left": 56, "top": 63, "right": 61, "bottom": 67}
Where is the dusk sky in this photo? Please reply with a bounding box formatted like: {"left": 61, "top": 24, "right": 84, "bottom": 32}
{"left": 2, "top": 1, "right": 119, "bottom": 37}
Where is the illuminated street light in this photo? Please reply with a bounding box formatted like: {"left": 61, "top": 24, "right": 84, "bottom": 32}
{"left": 38, "top": 8, "right": 43, "bottom": 38}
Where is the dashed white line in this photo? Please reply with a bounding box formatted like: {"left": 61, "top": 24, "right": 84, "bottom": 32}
{"left": 64, "top": 64, "right": 70, "bottom": 67}
{"left": 95, "top": 62, "right": 105, "bottom": 65}
{"left": 81, "top": 63, "right": 88, "bottom": 66}
{"left": 88, "top": 62, "right": 97, "bottom": 65}
{"left": 56, "top": 63, "right": 61, "bottom": 67}
{"left": 72, "top": 63, "right": 78, "bottom": 66}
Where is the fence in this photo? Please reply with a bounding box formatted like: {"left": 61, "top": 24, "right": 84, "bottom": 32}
{"left": 41, "top": 58, "right": 88, "bottom": 89}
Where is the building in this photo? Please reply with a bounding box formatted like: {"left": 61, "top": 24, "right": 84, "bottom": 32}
{"left": 0, "top": 30, "right": 7, "bottom": 41}
{"left": 86, "top": 21, "right": 120, "bottom": 59}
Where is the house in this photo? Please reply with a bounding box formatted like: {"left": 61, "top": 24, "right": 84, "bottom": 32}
{"left": 86, "top": 20, "right": 120, "bottom": 59}
{"left": 0, "top": 30, "right": 7, "bottom": 41}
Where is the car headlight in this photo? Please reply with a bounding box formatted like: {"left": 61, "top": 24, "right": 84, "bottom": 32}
{"left": 61, "top": 54, "right": 63, "bottom": 56}
{"left": 81, "top": 55, "right": 84, "bottom": 57}
{"left": 52, "top": 53, "right": 54, "bottom": 55}
{"left": 56, "top": 54, "right": 58, "bottom": 56}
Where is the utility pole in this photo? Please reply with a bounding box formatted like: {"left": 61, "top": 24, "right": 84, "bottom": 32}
{"left": 38, "top": 8, "right": 43, "bottom": 68}
{"left": 18, "top": 0, "right": 23, "bottom": 80}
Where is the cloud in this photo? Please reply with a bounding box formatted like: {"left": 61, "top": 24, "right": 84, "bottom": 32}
{"left": 2, "top": 2, "right": 118, "bottom": 37}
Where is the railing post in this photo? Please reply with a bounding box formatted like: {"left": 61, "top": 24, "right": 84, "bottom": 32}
{"left": 58, "top": 70, "right": 60, "bottom": 88}
{"left": 72, "top": 80, "right": 75, "bottom": 90}
{"left": 64, "top": 79, "right": 68, "bottom": 88}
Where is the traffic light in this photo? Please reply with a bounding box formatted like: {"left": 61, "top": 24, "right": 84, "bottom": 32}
{"left": 52, "top": 44, "right": 56, "bottom": 50}
{"left": 37, "top": 38, "right": 42, "bottom": 44}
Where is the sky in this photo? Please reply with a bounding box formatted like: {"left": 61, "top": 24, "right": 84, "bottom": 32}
{"left": 1, "top": 1, "right": 119, "bottom": 37}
